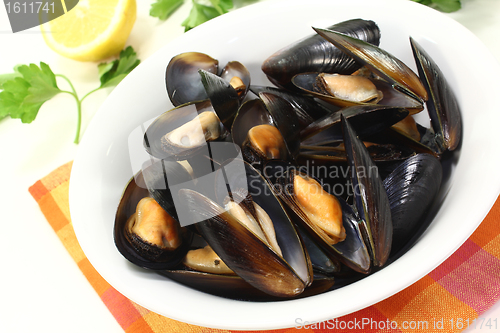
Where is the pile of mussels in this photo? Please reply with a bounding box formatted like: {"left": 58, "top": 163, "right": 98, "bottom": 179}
{"left": 114, "top": 18, "right": 461, "bottom": 301}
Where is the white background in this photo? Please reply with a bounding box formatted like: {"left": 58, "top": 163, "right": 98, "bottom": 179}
{"left": 0, "top": 0, "right": 499, "bottom": 332}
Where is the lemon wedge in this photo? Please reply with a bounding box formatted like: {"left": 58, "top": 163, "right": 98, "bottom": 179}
{"left": 41, "top": 0, "right": 136, "bottom": 62}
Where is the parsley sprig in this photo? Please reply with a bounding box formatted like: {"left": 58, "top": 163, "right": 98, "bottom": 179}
{"left": 150, "top": 0, "right": 234, "bottom": 31}
{"left": 411, "top": 0, "right": 461, "bottom": 12}
{"left": 0, "top": 46, "right": 140, "bottom": 144}
{"left": 150, "top": 0, "right": 461, "bottom": 31}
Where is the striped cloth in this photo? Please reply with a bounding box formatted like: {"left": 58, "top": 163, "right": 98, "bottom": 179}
{"left": 29, "top": 161, "right": 500, "bottom": 333}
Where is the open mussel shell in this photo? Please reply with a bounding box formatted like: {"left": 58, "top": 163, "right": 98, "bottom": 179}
{"left": 301, "top": 104, "right": 409, "bottom": 146}
{"left": 341, "top": 114, "right": 392, "bottom": 267}
{"left": 273, "top": 167, "right": 371, "bottom": 274}
{"left": 231, "top": 92, "right": 303, "bottom": 167}
{"left": 410, "top": 38, "right": 462, "bottom": 153}
{"left": 292, "top": 72, "right": 424, "bottom": 114}
{"left": 143, "top": 100, "right": 227, "bottom": 160}
{"left": 232, "top": 97, "right": 299, "bottom": 167}
{"left": 262, "top": 18, "right": 381, "bottom": 89}
{"left": 313, "top": 27, "right": 428, "bottom": 103}
{"left": 231, "top": 98, "right": 272, "bottom": 148}
{"left": 220, "top": 61, "right": 251, "bottom": 101}
{"left": 383, "top": 153, "right": 442, "bottom": 254}
{"left": 258, "top": 92, "right": 302, "bottom": 159}
{"left": 166, "top": 52, "right": 218, "bottom": 107}
{"left": 145, "top": 70, "right": 241, "bottom": 161}
{"left": 114, "top": 169, "right": 192, "bottom": 270}
{"left": 179, "top": 160, "right": 313, "bottom": 298}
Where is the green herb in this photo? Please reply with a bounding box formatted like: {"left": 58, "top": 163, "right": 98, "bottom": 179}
{"left": 0, "top": 73, "right": 22, "bottom": 89}
{"left": 150, "top": 0, "right": 184, "bottom": 21}
{"left": 150, "top": 0, "right": 233, "bottom": 31}
{"left": 98, "top": 46, "right": 141, "bottom": 89}
{"left": 412, "top": 0, "right": 461, "bottom": 13}
{"left": 0, "top": 46, "right": 140, "bottom": 144}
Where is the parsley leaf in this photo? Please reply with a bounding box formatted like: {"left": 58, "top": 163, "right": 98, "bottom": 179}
{"left": 0, "top": 73, "right": 22, "bottom": 89}
{"left": 98, "top": 46, "right": 141, "bottom": 89}
{"left": 18, "top": 63, "right": 61, "bottom": 103}
{"left": 412, "top": 0, "right": 461, "bottom": 12}
{"left": 0, "top": 62, "right": 61, "bottom": 123}
{"left": 150, "top": 0, "right": 234, "bottom": 31}
{"left": 209, "top": 0, "right": 233, "bottom": 14}
{"left": 150, "top": 0, "right": 184, "bottom": 20}
{"left": 182, "top": 2, "right": 220, "bottom": 31}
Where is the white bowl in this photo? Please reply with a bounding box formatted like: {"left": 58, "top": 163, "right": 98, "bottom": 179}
{"left": 69, "top": 0, "right": 500, "bottom": 330}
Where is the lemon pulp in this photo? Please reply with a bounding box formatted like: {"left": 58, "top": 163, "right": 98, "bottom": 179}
{"left": 41, "top": 0, "right": 136, "bottom": 62}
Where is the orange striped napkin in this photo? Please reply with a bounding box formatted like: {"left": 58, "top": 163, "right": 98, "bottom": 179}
{"left": 30, "top": 161, "right": 500, "bottom": 333}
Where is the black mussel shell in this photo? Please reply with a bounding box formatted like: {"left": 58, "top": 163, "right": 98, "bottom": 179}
{"left": 220, "top": 61, "right": 251, "bottom": 101}
{"left": 342, "top": 114, "right": 392, "bottom": 267}
{"left": 262, "top": 19, "right": 381, "bottom": 89}
{"left": 143, "top": 100, "right": 226, "bottom": 160}
{"left": 410, "top": 37, "right": 462, "bottom": 153}
{"left": 141, "top": 158, "right": 195, "bottom": 220}
{"left": 259, "top": 92, "right": 302, "bottom": 159}
{"left": 331, "top": 200, "right": 371, "bottom": 273}
{"left": 249, "top": 85, "right": 335, "bottom": 130}
{"left": 199, "top": 69, "right": 240, "bottom": 129}
{"left": 159, "top": 270, "right": 334, "bottom": 301}
{"left": 166, "top": 52, "right": 218, "bottom": 107}
{"left": 383, "top": 153, "right": 442, "bottom": 254}
{"left": 301, "top": 104, "right": 409, "bottom": 146}
{"left": 232, "top": 101, "right": 290, "bottom": 168}
{"left": 299, "top": 142, "right": 416, "bottom": 164}
{"left": 232, "top": 93, "right": 303, "bottom": 168}
{"left": 114, "top": 170, "right": 192, "bottom": 270}
{"left": 313, "top": 27, "right": 427, "bottom": 103}
{"left": 231, "top": 99, "right": 273, "bottom": 148}
{"left": 292, "top": 72, "right": 424, "bottom": 114}
{"left": 274, "top": 168, "right": 371, "bottom": 274}
{"left": 297, "top": 228, "right": 341, "bottom": 276}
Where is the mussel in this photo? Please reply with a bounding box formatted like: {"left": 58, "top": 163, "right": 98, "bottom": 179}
{"left": 166, "top": 52, "right": 218, "bottom": 107}
{"left": 143, "top": 100, "right": 226, "bottom": 160}
{"left": 312, "top": 27, "right": 428, "bottom": 103}
{"left": 273, "top": 167, "right": 372, "bottom": 273}
{"left": 114, "top": 161, "right": 193, "bottom": 270}
{"left": 383, "top": 153, "right": 443, "bottom": 255}
{"left": 145, "top": 70, "right": 240, "bottom": 160}
{"left": 179, "top": 160, "right": 313, "bottom": 297}
{"left": 231, "top": 92, "right": 303, "bottom": 168}
{"left": 292, "top": 71, "right": 424, "bottom": 114}
{"left": 410, "top": 37, "right": 462, "bottom": 153}
{"left": 220, "top": 61, "right": 251, "bottom": 100}
{"left": 166, "top": 52, "right": 251, "bottom": 107}
{"left": 261, "top": 19, "right": 381, "bottom": 89}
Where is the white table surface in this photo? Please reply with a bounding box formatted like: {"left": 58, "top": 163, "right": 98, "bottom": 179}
{"left": 1, "top": 1, "right": 499, "bottom": 332}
